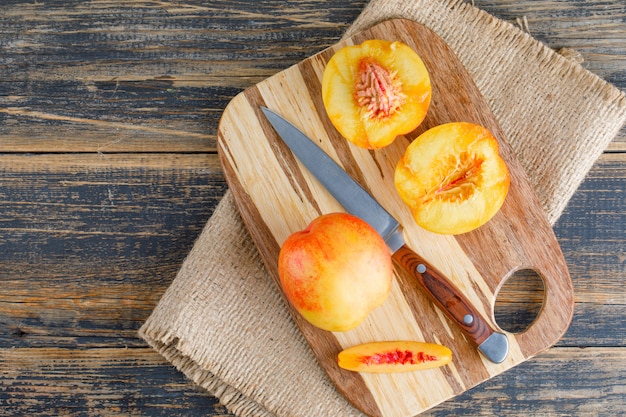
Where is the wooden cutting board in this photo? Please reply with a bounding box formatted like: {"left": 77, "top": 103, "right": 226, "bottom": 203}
{"left": 217, "top": 18, "right": 574, "bottom": 417}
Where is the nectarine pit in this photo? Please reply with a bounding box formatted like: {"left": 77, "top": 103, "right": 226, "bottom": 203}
{"left": 435, "top": 153, "right": 484, "bottom": 200}
{"left": 360, "top": 349, "right": 437, "bottom": 366}
{"left": 354, "top": 59, "right": 406, "bottom": 119}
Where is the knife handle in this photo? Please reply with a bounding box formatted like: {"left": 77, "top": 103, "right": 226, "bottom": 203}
{"left": 392, "top": 244, "right": 508, "bottom": 363}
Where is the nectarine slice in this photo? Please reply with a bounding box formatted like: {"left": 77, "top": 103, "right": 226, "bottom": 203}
{"left": 321, "top": 39, "right": 431, "bottom": 149}
{"left": 394, "top": 122, "right": 510, "bottom": 234}
{"left": 338, "top": 341, "right": 452, "bottom": 373}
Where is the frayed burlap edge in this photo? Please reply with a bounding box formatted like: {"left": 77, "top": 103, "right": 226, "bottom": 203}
{"left": 139, "top": 0, "right": 626, "bottom": 416}
{"left": 142, "top": 335, "right": 278, "bottom": 417}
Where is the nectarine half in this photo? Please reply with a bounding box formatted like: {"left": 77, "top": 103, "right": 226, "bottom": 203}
{"left": 321, "top": 39, "right": 431, "bottom": 149}
{"left": 394, "top": 122, "right": 510, "bottom": 234}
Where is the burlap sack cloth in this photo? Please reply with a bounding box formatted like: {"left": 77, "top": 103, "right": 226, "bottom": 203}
{"left": 139, "top": 0, "right": 626, "bottom": 415}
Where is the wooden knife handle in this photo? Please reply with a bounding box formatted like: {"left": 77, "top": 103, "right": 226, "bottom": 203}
{"left": 392, "top": 244, "right": 496, "bottom": 349}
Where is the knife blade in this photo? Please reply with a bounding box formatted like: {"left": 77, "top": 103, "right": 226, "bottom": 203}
{"left": 261, "top": 106, "right": 509, "bottom": 364}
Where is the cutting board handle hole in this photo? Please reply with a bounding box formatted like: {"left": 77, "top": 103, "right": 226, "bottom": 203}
{"left": 494, "top": 269, "right": 545, "bottom": 334}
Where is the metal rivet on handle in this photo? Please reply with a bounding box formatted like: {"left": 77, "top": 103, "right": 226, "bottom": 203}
{"left": 416, "top": 264, "right": 426, "bottom": 274}
{"left": 464, "top": 314, "right": 474, "bottom": 325}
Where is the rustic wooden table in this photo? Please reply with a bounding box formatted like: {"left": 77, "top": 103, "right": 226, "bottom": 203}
{"left": 1, "top": 1, "right": 624, "bottom": 416}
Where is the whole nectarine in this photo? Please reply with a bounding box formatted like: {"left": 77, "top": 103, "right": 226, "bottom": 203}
{"left": 278, "top": 212, "right": 393, "bottom": 332}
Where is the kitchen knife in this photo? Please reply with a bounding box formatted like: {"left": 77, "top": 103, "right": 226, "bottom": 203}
{"left": 261, "top": 106, "right": 509, "bottom": 364}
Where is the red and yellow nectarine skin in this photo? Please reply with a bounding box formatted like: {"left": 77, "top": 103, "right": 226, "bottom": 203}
{"left": 277, "top": 212, "right": 393, "bottom": 332}
{"left": 338, "top": 341, "right": 452, "bottom": 373}
{"left": 394, "top": 122, "right": 510, "bottom": 234}
{"left": 321, "top": 39, "right": 431, "bottom": 149}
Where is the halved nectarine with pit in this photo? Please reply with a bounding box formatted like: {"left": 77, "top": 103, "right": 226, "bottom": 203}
{"left": 321, "top": 39, "right": 431, "bottom": 149}
{"left": 394, "top": 122, "right": 510, "bottom": 235}
{"left": 338, "top": 341, "right": 452, "bottom": 373}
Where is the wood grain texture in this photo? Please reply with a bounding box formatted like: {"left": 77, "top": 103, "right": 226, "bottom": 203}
{"left": 217, "top": 19, "right": 574, "bottom": 417}
{"left": 1, "top": 0, "right": 624, "bottom": 416}
{"left": 0, "top": 348, "right": 232, "bottom": 416}
{"left": 0, "top": 0, "right": 366, "bottom": 153}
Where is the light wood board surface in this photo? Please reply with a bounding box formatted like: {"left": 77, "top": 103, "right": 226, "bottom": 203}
{"left": 217, "top": 19, "right": 575, "bottom": 417}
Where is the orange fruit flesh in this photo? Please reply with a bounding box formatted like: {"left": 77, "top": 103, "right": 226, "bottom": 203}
{"left": 338, "top": 341, "right": 452, "bottom": 373}
{"left": 322, "top": 39, "right": 431, "bottom": 149}
{"left": 394, "top": 122, "right": 510, "bottom": 235}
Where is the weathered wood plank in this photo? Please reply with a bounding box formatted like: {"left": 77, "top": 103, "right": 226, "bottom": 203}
{"left": 0, "top": 154, "right": 623, "bottom": 349}
{"left": 1, "top": 0, "right": 623, "bottom": 152}
{"left": 426, "top": 347, "right": 626, "bottom": 416}
{"left": 0, "top": 153, "right": 227, "bottom": 347}
{"left": 0, "top": 0, "right": 366, "bottom": 152}
{"left": 0, "top": 81, "right": 231, "bottom": 152}
{"left": 0, "top": 347, "right": 234, "bottom": 416}
{"left": 1, "top": 346, "right": 623, "bottom": 416}
{"left": 554, "top": 153, "right": 626, "bottom": 306}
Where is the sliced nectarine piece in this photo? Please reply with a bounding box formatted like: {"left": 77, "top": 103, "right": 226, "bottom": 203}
{"left": 338, "top": 341, "right": 452, "bottom": 373}
{"left": 321, "top": 39, "right": 431, "bottom": 149}
{"left": 394, "top": 122, "right": 510, "bottom": 234}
